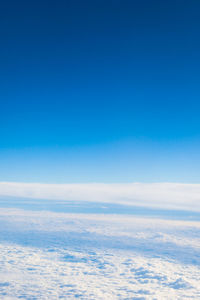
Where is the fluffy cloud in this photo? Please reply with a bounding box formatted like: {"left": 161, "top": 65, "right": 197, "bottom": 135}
{"left": 0, "top": 182, "right": 200, "bottom": 211}
{"left": 0, "top": 208, "right": 200, "bottom": 299}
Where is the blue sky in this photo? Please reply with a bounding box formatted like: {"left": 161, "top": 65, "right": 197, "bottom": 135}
{"left": 0, "top": 0, "right": 200, "bottom": 183}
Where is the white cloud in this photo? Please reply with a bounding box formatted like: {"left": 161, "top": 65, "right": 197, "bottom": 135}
{"left": 0, "top": 208, "right": 200, "bottom": 299}
{"left": 0, "top": 182, "right": 200, "bottom": 211}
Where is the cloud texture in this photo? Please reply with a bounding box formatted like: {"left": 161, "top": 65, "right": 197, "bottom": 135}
{"left": 0, "top": 182, "right": 200, "bottom": 211}
{"left": 0, "top": 208, "right": 200, "bottom": 299}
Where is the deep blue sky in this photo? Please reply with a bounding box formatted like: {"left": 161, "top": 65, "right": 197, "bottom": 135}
{"left": 0, "top": 0, "right": 200, "bottom": 183}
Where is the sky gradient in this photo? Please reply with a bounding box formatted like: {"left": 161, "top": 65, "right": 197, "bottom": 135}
{"left": 1, "top": 0, "right": 200, "bottom": 183}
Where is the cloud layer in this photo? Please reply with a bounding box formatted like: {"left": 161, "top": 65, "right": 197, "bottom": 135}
{"left": 0, "top": 182, "right": 200, "bottom": 211}
{"left": 0, "top": 208, "right": 200, "bottom": 299}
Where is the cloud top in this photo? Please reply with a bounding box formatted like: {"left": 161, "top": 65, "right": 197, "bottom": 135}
{"left": 0, "top": 182, "right": 200, "bottom": 212}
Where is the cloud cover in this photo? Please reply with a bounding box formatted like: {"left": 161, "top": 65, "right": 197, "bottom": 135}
{"left": 0, "top": 182, "right": 200, "bottom": 211}
{"left": 0, "top": 208, "right": 200, "bottom": 299}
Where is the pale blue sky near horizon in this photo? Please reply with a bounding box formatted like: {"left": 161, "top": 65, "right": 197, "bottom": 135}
{"left": 0, "top": 137, "right": 200, "bottom": 183}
